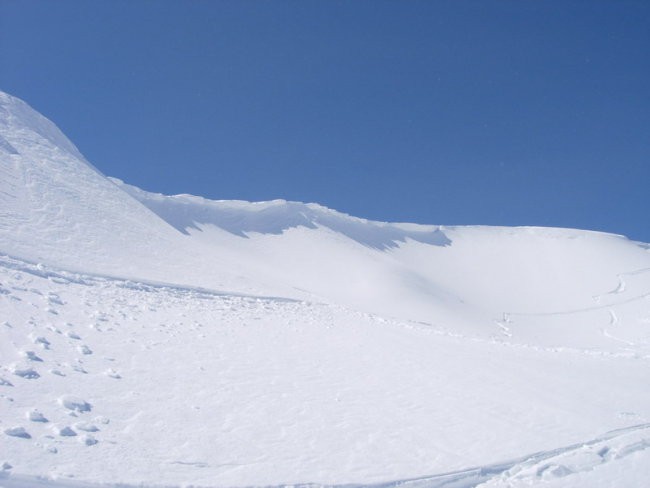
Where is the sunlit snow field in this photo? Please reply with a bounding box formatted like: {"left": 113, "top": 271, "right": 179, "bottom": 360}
{"left": 1, "top": 90, "right": 650, "bottom": 487}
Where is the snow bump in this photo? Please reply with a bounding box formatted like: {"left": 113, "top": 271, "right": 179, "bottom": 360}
{"left": 58, "top": 395, "right": 92, "bottom": 413}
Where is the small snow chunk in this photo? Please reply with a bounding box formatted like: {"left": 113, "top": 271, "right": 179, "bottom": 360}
{"left": 105, "top": 368, "right": 121, "bottom": 379}
{"left": 27, "top": 409, "right": 48, "bottom": 422}
{"left": 92, "top": 312, "right": 108, "bottom": 322}
{"left": 50, "top": 369, "right": 65, "bottom": 377}
{"left": 75, "top": 422, "right": 99, "bottom": 432}
{"left": 77, "top": 344, "right": 92, "bottom": 355}
{"left": 2, "top": 461, "right": 12, "bottom": 471}
{"left": 47, "top": 446, "right": 58, "bottom": 454}
{"left": 50, "top": 276, "right": 70, "bottom": 284}
{"left": 21, "top": 350, "right": 43, "bottom": 362}
{"left": 58, "top": 395, "right": 92, "bottom": 412}
{"left": 55, "top": 426, "right": 77, "bottom": 437}
{"left": 30, "top": 335, "right": 51, "bottom": 349}
{"left": 80, "top": 434, "right": 98, "bottom": 446}
{"left": 12, "top": 366, "right": 40, "bottom": 379}
{"left": 66, "top": 331, "right": 81, "bottom": 340}
{"left": 4, "top": 426, "right": 31, "bottom": 439}
{"left": 71, "top": 363, "right": 88, "bottom": 373}
{"left": 0, "top": 377, "right": 13, "bottom": 387}
{"left": 539, "top": 464, "right": 573, "bottom": 478}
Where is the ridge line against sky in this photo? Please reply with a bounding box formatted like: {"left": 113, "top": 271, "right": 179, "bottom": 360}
{"left": 1, "top": 1, "right": 648, "bottom": 242}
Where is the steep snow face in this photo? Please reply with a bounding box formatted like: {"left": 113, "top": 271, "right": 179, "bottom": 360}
{"left": 0, "top": 91, "right": 181, "bottom": 278}
{"left": 0, "top": 92, "right": 87, "bottom": 162}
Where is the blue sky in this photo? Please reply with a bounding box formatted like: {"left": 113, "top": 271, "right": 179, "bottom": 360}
{"left": 1, "top": 1, "right": 649, "bottom": 241}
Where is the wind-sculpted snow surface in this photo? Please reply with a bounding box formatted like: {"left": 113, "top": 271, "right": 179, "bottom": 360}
{"left": 1, "top": 89, "right": 650, "bottom": 487}
{"left": 112, "top": 178, "right": 451, "bottom": 250}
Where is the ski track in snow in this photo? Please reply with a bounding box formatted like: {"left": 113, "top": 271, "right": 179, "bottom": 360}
{"left": 1, "top": 424, "right": 650, "bottom": 487}
{"left": 493, "top": 265, "right": 650, "bottom": 357}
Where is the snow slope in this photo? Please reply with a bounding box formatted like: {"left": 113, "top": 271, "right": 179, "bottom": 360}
{"left": 114, "top": 177, "right": 650, "bottom": 350}
{"left": 1, "top": 256, "right": 649, "bottom": 487}
{"left": 1, "top": 90, "right": 650, "bottom": 487}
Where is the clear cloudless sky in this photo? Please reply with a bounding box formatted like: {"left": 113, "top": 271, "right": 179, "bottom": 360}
{"left": 1, "top": 0, "right": 649, "bottom": 241}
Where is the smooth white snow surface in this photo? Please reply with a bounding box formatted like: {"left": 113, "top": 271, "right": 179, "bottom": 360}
{"left": 1, "top": 90, "right": 649, "bottom": 487}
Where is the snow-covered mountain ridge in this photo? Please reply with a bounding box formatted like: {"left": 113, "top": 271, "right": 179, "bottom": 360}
{"left": 2, "top": 88, "right": 649, "bottom": 335}
{"left": 111, "top": 177, "right": 452, "bottom": 249}
{"left": 1, "top": 89, "right": 650, "bottom": 487}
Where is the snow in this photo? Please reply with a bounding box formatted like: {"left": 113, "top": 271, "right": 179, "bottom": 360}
{"left": 1, "top": 89, "right": 650, "bottom": 487}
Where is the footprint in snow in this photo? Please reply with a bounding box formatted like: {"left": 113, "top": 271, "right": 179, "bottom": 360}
{"left": 53, "top": 425, "right": 76, "bottom": 437}
{"left": 4, "top": 426, "right": 31, "bottom": 439}
{"left": 11, "top": 365, "right": 40, "bottom": 379}
{"left": 75, "top": 422, "right": 99, "bottom": 432}
{"left": 27, "top": 409, "right": 48, "bottom": 422}
{"left": 29, "top": 335, "right": 51, "bottom": 349}
{"left": 80, "top": 434, "right": 98, "bottom": 446}
{"left": 21, "top": 350, "right": 43, "bottom": 362}
{"left": 77, "top": 345, "right": 92, "bottom": 355}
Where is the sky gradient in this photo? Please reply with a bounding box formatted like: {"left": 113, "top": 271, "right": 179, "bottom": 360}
{"left": 1, "top": 1, "right": 649, "bottom": 242}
